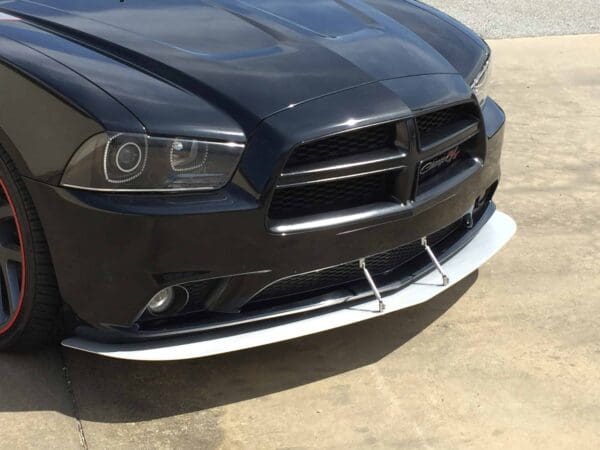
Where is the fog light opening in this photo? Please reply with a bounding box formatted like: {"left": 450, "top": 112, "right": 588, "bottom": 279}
{"left": 147, "top": 286, "right": 189, "bottom": 316}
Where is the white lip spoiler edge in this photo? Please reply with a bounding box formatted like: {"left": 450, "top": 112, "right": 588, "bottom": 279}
{"left": 62, "top": 210, "right": 516, "bottom": 361}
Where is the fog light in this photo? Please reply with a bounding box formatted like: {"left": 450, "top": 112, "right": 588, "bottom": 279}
{"left": 148, "top": 287, "right": 175, "bottom": 314}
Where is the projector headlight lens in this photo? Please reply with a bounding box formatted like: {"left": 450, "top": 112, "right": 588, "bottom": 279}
{"left": 61, "top": 133, "right": 244, "bottom": 192}
{"left": 471, "top": 54, "right": 492, "bottom": 107}
{"left": 115, "top": 141, "right": 144, "bottom": 174}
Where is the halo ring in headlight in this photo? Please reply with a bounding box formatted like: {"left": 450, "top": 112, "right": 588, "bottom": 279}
{"left": 115, "top": 142, "right": 143, "bottom": 174}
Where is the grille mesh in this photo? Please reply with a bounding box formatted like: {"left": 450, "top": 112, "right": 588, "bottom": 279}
{"left": 184, "top": 280, "right": 215, "bottom": 309}
{"left": 416, "top": 108, "right": 463, "bottom": 136}
{"left": 269, "top": 172, "right": 392, "bottom": 220}
{"left": 285, "top": 123, "right": 396, "bottom": 168}
{"left": 415, "top": 103, "right": 480, "bottom": 138}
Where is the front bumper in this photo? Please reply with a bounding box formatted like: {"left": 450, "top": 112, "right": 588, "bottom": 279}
{"left": 61, "top": 209, "right": 515, "bottom": 361}
{"left": 23, "top": 84, "right": 506, "bottom": 335}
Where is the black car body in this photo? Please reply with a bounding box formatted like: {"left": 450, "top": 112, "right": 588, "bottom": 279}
{"left": 0, "top": 1, "right": 515, "bottom": 359}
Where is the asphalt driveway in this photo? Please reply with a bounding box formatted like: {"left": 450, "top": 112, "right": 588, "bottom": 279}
{"left": 0, "top": 3, "right": 599, "bottom": 449}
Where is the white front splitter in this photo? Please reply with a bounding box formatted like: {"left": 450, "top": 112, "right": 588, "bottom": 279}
{"left": 62, "top": 210, "right": 516, "bottom": 361}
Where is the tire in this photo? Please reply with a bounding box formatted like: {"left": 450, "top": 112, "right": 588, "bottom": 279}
{"left": 0, "top": 145, "right": 62, "bottom": 350}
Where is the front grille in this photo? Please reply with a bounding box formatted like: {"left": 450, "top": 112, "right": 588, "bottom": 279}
{"left": 252, "top": 219, "right": 462, "bottom": 304}
{"left": 268, "top": 121, "right": 403, "bottom": 222}
{"left": 269, "top": 172, "right": 394, "bottom": 220}
{"left": 285, "top": 123, "right": 396, "bottom": 168}
{"left": 268, "top": 102, "right": 481, "bottom": 227}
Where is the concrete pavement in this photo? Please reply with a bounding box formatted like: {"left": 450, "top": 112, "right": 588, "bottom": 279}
{"left": 0, "top": 348, "right": 82, "bottom": 449}
{"left": 424, "top": 0, "right": 600, "bottom": 38}
{"left": 0, "top": 30, "right": 598, "bottom": 450}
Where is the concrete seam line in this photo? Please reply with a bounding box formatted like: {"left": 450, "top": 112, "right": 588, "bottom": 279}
{"left": 60, "top": 349, "right": 89, "bottom": 450}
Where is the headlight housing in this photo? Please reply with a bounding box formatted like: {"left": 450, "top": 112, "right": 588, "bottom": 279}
{"left": 471, "top": 54, "right": 492, "bottom": 107}
{"left": 61, "top": 133, "right": 245, "bottom": 192}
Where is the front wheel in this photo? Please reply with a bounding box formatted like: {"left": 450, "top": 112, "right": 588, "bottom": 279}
{"left": 0, "top": 145, "right": 62, "bottom": 350}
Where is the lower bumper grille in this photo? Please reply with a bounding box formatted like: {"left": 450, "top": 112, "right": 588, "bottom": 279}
{"left": 133, "top": 201, "right": 495, "bottom": 334}
{"left": 250, "top": 218, "right": 463, "bottom": 306}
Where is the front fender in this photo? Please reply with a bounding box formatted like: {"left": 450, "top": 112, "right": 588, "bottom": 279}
{"left": 0, "top": 35, "right": 142, "bottom": 184}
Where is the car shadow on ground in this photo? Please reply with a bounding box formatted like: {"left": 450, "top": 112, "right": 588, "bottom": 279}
{"left": 0, "top": 346, "right": 75, "bottom": 417}
{"left": 0, "top": 271, "right": 478, "bottom": 424}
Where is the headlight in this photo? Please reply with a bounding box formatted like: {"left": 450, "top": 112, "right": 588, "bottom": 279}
{"left": 61, "top": 133, "right": 244, "bottom": 192}
{"left": 471, "top": 54, "right": 492, "bottom": 107}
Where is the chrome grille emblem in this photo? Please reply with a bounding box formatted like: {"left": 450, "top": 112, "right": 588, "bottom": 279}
{"left": 419, "top": 147, "right": 461, "bottom": 176}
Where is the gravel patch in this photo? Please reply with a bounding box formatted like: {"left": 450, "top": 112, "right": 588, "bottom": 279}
{"left": 423, "top": 0, "right": 600, "bottom": 38}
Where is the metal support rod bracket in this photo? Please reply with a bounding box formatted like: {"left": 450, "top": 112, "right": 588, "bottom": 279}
{"left": 421, "top": 237, "right": 450, "bottom": 286}
{"left": 359, "top": 258, "right": 385, "bottom": 313}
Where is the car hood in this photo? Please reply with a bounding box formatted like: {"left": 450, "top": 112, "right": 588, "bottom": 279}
{"left": 0, "top": 0, "right": 486, "bottom": 136}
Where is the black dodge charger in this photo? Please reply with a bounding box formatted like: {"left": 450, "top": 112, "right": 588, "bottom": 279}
{"left": 0, "top": 1, "right": 515, "bottom": 360}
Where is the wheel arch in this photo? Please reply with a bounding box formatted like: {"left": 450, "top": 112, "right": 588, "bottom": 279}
{"left": 0, "top": 125, "right": 31, "bottom": 180}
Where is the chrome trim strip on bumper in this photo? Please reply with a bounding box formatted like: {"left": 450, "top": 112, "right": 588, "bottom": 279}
{"left": 62, "top": 210, "right": 516, "bottom": 361}
{"left": 270, "top": 201, "right": 410, "bottom": 234}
